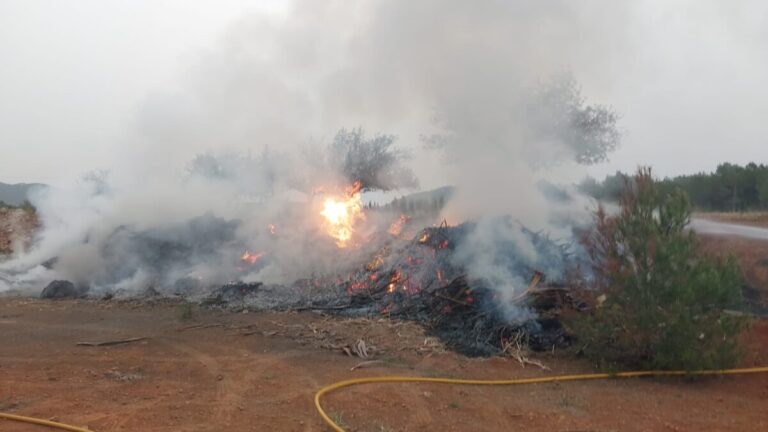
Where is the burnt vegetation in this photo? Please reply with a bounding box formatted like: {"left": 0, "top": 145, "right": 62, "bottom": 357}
{"left": 306, "top": 220, "right": 580, "bottom": 356}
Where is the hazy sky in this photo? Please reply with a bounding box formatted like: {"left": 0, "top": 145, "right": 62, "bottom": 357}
{"left": 1, "top": 0, "right": 766, "bottom": 185}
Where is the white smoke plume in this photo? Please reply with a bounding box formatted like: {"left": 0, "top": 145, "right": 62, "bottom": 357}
{"left": 1, "top": 1, "right": 622, "bottom": 308}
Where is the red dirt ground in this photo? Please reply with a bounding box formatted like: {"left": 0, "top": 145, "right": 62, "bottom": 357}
{"left": 698, "top": 234, "right": 768, "bottom": 310}
{"left": 0, "top": 298, "right": 767, "bottom": 432}
{"left": 2, "top": 213, "right": 768, "bottom": 431}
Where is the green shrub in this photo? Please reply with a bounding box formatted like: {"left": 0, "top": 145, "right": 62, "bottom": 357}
{"left": 177, "top": 303, "right": 194, "bottom": 321}
{"left": 571, "top": 167, "right": 747, "bottom": 370}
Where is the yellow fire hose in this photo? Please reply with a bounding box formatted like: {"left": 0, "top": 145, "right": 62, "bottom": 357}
{"left": 3, "top": 366, "right": 767, "bottom": 431}
{"left": 0, "top": 412, "right": 92, "bottom": 431}
{"left": 315, "top": 366, "right": 768, "bottom": 432}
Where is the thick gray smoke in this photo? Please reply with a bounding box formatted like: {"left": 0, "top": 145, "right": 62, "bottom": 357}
{"left": 1, "top": 1, "right": 621, "bottom": 315}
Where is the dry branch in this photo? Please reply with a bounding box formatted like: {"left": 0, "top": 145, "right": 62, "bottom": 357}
{"left": 76, "top": 337, "right": 147, "bottom": 347}
{"left": 175, "top": 323, "right": 224, "bottom": 332}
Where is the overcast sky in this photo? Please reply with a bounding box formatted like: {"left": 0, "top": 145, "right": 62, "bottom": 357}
{"left": 1, "top": 0, "right": 767, "bottom": 185}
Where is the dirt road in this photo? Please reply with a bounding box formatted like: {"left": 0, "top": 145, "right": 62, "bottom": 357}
{"left": 1, "top": 298, "right": 767, "bottom": 431}
{"left": 692, "top": 218, "right": 768, "bottom": 241}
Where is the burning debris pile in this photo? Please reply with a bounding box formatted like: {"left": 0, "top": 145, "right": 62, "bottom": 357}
{"left": 197, "top": 214, "right": 581, "bottom": 356}
{"left": 0, "top": 0, "right": 630, "bottom": 360}
{"left": 329, "top": 219, "right": 578, "bottom": 355}
{"left": 1, "top": 122, "right": 603, "bottom": 358}
{"left": 6, "top": 177, "right": 583, "bottom": 357}
{"left": 3, "top": 177, "right": 584, "bottom": 358}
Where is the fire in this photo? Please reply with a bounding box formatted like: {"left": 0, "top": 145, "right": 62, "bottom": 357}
{"left": 267, "top": 224, "right": 277, "bottom": 235}
{"left": 366, "top": 254, "right": 384, "bottom": 271}
{"left": 241, "top": 250, "right": 265, "bottom": 264}
{"left": 320, "top": 181, "right": 365, "bottom": 248}
{"left": 388, "top": 214, "right": 409, "bottom": 236}
{"left": 387, "top": 270, "right": 402, "bottom": 293}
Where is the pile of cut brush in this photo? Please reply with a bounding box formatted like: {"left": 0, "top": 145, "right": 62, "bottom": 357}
{"left": 201, "top": 219, "right": 583, "bottom": 356}
{"left": 328, "top": 221, "right": 580, "bottom": 356}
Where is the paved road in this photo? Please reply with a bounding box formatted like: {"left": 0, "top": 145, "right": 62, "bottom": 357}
{"left": 691, "top": 218, "right": 768, "bottom": 241}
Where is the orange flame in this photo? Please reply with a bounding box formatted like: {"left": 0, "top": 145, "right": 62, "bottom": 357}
{"left": 366, "top": 254, "right": 384, "bottom": 271}
{"left": 388, "top": 214, "right": 409, "bottom": 236}
{"left": 241, "top": 250, "right": 265, "bottom": 264}
{"left": 387, "top": 270, "right": 402, "bottom": 293}
{"left": 320, "top": 181, "right": 365, "bottom": 248}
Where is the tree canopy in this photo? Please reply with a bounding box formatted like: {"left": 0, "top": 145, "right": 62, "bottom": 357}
{"left": 530, "top": 76, "right": 621, "bottom": 165}
{"left": 581, "top": 162, "right": 768, "bottom": 211}
{"left": 329, "top": 128, "right": 418, "bottom": 192}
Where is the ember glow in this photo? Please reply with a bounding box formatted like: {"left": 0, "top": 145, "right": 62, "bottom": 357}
{"left": 387, "top": 270, "right": 402, "bottom": 293}
{"left": 240, "top": 250, "right": 265, "bottom": 264}
{"left": 366, "top": 254, "right": 384, "bottom": 271}
{"left": 320, "top": 181, "right": 365, "bottom": 248}
{"left": 388, "top": 214, "right": 409, "bottom": 237}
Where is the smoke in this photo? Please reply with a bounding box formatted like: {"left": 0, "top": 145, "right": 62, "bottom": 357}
{"left": 1, "top": 0, "right": 622, "bottom": 312}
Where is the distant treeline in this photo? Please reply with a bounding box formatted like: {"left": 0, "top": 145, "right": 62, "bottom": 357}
{"left": 367, "top": 186, "right": 455, "bottom": 217}
{"left": 581, "top": 162, "right": 768, "bottom": 211}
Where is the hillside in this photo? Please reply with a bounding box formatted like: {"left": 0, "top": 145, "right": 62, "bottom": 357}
{"left": 0, "top": 182, "right": 46, "bottom": 206}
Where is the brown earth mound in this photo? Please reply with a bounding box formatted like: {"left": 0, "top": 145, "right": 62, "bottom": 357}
{"left": 0, "top": 207, "right": 37, "bottom": 255}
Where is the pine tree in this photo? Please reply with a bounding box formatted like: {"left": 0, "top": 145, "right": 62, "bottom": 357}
{"left": 572, "top": 168, "right": 746, "bottom": 370}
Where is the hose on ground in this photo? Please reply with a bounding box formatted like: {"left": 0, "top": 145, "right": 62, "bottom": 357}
{"left": 315, "top": 366, "right": 768, "bottom": 432}
{"left": 0, "top": 412, "right": 92, "bottom": 431}
{"left": 4, "top": 366, "right": 767, "bottom": 431}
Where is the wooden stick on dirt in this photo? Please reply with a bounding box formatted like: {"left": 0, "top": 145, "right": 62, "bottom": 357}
{"left": 175, "top": 323, "right": 224, "bottom": 332}
{"left": 76, "top": 337, "right": 147, "bottom": 347}
{"left": 350, "top": 360, "right": 385, "bottom": 371}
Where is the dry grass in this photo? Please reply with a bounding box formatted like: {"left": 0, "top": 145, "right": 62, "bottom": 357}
{"left": 698, "top": 234, "right": 768, "bottom": 310}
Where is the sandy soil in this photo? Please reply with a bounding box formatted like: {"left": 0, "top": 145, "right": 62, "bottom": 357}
{"left": 0, "top": 298, "right": 767, "bottom": 432}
